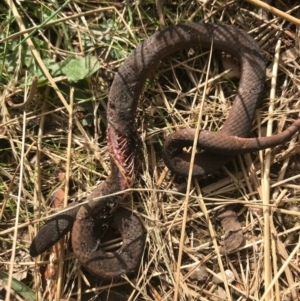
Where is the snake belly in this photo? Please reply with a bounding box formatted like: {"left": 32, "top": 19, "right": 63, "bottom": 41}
{"left": 30, "top": 23, "right": 300, "bottom": 280}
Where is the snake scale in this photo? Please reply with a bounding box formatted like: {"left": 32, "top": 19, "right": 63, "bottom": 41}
{"left": 30, "top": 23, "right": 300, "bottom": 280}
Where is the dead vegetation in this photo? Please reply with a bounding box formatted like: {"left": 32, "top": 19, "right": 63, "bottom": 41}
{"left": 1, "top": 0, "right": 300, "bottom": 300}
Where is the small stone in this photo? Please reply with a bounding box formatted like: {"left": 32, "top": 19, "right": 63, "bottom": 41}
{"left": 213, "top": 269, "right": 235, "bottom": 284}
{"left": 189, "top": 266, "right": 208, "bottom": 281}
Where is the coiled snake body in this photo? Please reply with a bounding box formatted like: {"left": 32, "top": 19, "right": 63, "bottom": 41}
{"left": 30, "top": 23, "right": 300, "bottom": 279}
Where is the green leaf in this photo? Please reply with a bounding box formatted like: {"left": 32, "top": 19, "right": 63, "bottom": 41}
{"left": 0, "top": 270, "right": 46, "bottom": 301}
{"left": 44, "top": 58, "right": 64, "bottom": 77}
{"left": 61, "top": 56, "right": 100, "bottom": 82}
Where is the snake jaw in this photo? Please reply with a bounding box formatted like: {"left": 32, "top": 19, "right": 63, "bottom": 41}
{"left": 107, "top": 126, "right": 135, "bottom": 188}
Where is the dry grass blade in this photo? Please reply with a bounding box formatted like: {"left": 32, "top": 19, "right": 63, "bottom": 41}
{"left": 4, "top": 0, "right": 70, "bottom": 113}
{"left": 245, "top": 0, "right": 300, "bottom": 26}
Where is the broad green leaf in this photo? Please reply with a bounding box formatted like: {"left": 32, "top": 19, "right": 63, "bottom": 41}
{"left": 61, "top": 56, "right": 100, "bottom": 82}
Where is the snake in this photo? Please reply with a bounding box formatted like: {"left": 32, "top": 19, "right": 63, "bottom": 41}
{"left": 29, "top": 23, "right": 300, "bottom": 280}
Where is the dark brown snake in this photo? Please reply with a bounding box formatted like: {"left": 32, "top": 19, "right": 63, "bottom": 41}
{"left": 30, "top": 23, "right": 300, "bottom": 280}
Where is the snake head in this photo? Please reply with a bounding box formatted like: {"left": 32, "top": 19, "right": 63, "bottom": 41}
{"left": 29, "top": 206, "right": 79, "bottom": 257}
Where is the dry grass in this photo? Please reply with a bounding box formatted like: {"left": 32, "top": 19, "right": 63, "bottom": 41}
{"left": 1, "top": 0, "right": 300, "bottom": 300}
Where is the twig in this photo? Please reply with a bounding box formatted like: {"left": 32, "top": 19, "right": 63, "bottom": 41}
{"left": 244, "top": 0, "right": 300, "bottom": 26}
